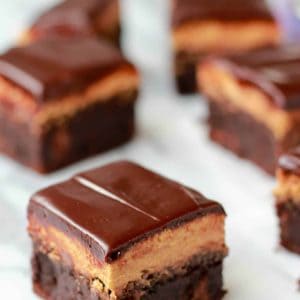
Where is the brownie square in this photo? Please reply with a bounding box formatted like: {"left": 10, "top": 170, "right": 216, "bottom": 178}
{"left": 0, "top": 36, "right": 139, "bottom": 173}
{"left": 275, "top": 148, "right": 300, "bottom": 254}
{"left": 20, "top": 0, "right": 121, "bottom": 47}
{"left": 171, "top": 0, "right": 281, "bottom": 94}
{"left": 198, "top": 44, "right": 300, "bottom": 175}
{"left": 28, "top": 161, "right": 227, "bottom": 299}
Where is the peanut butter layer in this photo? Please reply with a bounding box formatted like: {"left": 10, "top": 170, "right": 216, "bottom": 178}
{"left": 20, "top": 0, "right": 119, "bottom": 45}
{"left": 28, "top": 161, "right": 226, "bottom": 297}
{"left": 0, "top": 36, "right": 127, "bottom": 102}
{"left": 275, "top": 148, "right": 300, "bottom": 204}
{"left": 0, "top": 66, "right": 138, "bottom": 130}
{"left": 29, "top": 213, "right": 226, "bottom": 298}
{"left": 173, "top": 21, "right": 280, "bottom": 53}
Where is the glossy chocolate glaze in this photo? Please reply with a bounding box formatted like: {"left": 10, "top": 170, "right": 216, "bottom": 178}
{"left": 172, "top": 0, "right": 274, "bottom": 27}
{"left": 32, "top": 0, "right": 112, "bottom": 36}
{"left": 29, "top": 161, "right": 224, "bottom": 262}
{"left": 279, "top": 147, "right": 300, "bottom": 175}
{"left": 0, "top": 36, "right": 127, "bottom": 102}
{"left": 210, "top": 44, "right": 300, "bottom": 110}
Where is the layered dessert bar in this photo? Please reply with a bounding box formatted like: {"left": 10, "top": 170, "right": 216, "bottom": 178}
{"left": 198, "top": 45, "right": 300, "bottom": 175}
{"left": 0, "top": 36, "right": 139, "bottom": 173}
{"left": 20, "top": 0, "right": 121, "bottom": 47}
{"left": 274, "top": 148, "right": 300, "bottom": 254}
{"left": 172, "top": 0, "right": 281, "bottom": 94}
{"left": 28, "top": 160, "right": 228, "bottom": 299}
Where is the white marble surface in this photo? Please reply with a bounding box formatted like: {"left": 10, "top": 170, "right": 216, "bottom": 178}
{"left": 0, "top": 0, "right": 300, "bottom": 299}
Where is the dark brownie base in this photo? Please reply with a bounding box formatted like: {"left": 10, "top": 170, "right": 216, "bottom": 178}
{"left": 277, "top": 199, "right": 300, "bottom": 254}
{"left": 32, "top": 250, "right": 224, "bottom": 300}
{"left": 0, "top": 91, "right": 136, "bottom": 173}
{"left": 174, "top": 52, "right": 199, "bottom": 94}
{"left": 208, "top": 100, "right": 279, "bottom": 175}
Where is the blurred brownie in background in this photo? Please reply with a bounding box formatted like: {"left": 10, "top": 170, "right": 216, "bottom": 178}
{"left": 20, "top": 0, "right": 121, "bottom": 47}
{"left": 28, "top": 160, "right": 227, "bottom": 299}
{"left": 0, "top": 36, "right": 139, "bottom": 173}
{"left": 274, "top": 148, "right": 300, "bottom": 254}
{"left": 171, "top": 0, "right": 281, "bottom": 94}
{"left": 198, "top": 45, "right": 300, "bottom": 175}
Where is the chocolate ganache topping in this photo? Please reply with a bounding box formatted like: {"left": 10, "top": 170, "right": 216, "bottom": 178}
{"left": 209, "top": 44, "right": 300, "bottom": 110}
{"left": 32, "top": 0, "right": 113, "bottom": 36}
{"left": 172, "top": 0, "right": 274, "bottom": 27}
{"left": 29, "top": 161, "right": 224, "bottom": 262}
{"left": 0, "top": 36, "right": 126, "bottom": 102}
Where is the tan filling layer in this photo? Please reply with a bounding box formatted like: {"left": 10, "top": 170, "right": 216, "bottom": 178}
{"left": 173, "top": 20, "right": 281, "bottom": 53}
{"left": 19, "top": 0, "right": 120, "bottom": 45}
{"left": 0, "top": 66, "right": 139, "bottom": 132}
{"left": 274, "top": 170, "right": 300, "bottom": 204}
{"left": 198, "top": 62, "right": 293, "bottom": 140}
{"left": 28, "top": 213, "right": 227, "bottom": 298}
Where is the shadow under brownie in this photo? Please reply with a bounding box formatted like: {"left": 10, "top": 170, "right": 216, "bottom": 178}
{"left": 28, "top": 161, "right": 228, "bottom": 299}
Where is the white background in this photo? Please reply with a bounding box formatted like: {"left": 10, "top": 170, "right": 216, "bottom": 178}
{"left": 0, "top": 0, "right": 300, "bottom": 299}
